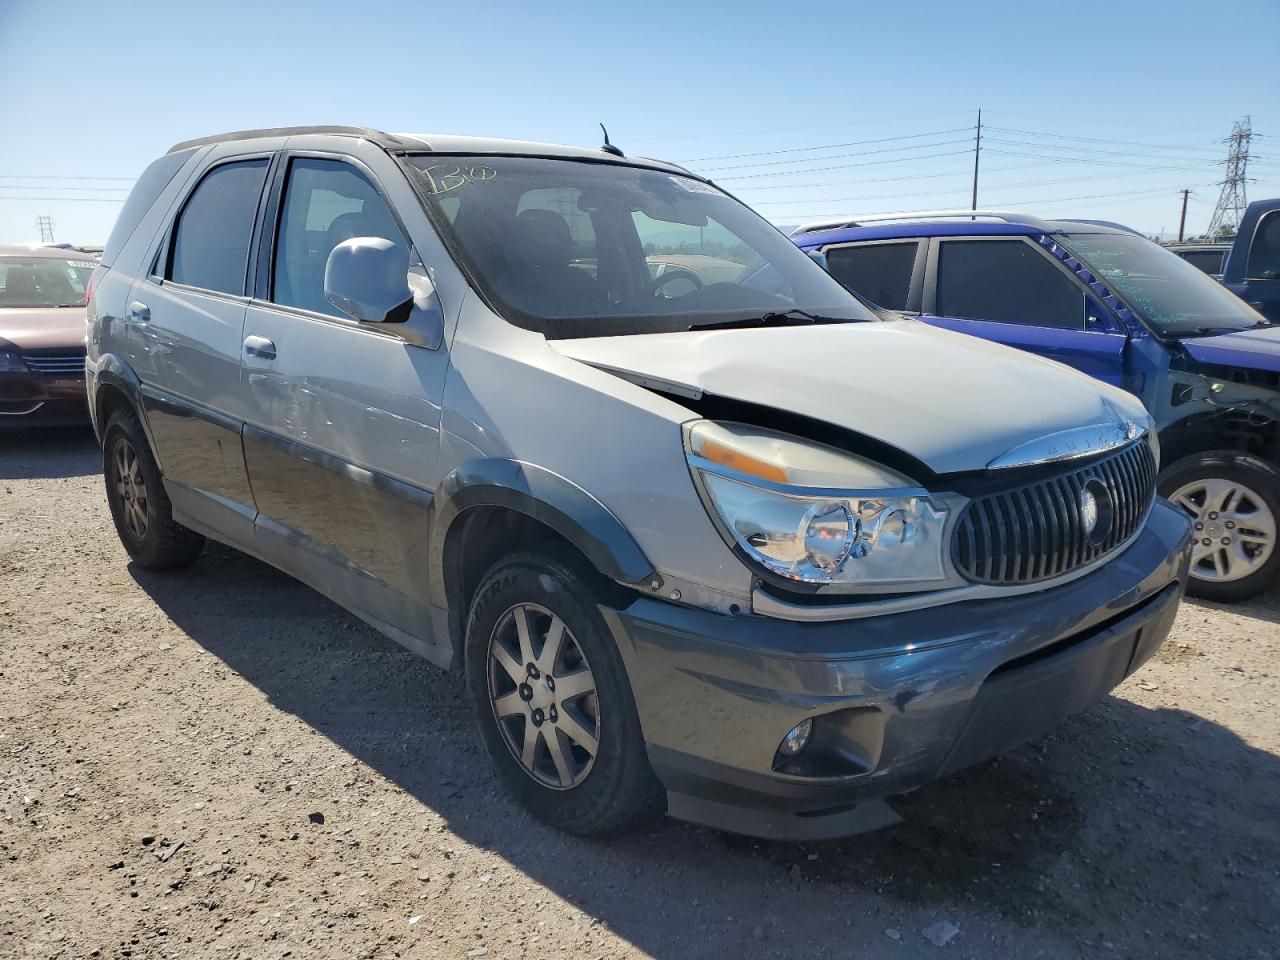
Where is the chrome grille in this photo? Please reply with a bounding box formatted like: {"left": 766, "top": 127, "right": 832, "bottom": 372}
{"left": 21, "top": 351, "right": 86, "bottom": 375}
{"left": 952, "top": 440, "right": 1157, "bottom": 585}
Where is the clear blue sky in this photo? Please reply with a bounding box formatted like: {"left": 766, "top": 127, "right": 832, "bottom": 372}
{"left": 2, "top": 0, "right": 1277, "bottom": 245}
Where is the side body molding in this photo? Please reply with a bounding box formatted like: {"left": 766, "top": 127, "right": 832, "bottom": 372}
{"left": 429, "top": 458, "right": 658, "bottom": 609}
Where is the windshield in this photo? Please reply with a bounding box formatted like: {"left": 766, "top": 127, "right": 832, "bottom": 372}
{"left": 0, "top": 256, "right": 95, "bottom": 309}
{"left": 1059, "top": 232, "right": 1266, "bottom": 337}
{"left": 405, "top": 156, "right": 872, "bottom": 338}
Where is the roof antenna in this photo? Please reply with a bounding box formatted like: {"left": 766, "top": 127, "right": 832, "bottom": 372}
{"left": 600, "top": 123, "right": 624, "bottom": 157}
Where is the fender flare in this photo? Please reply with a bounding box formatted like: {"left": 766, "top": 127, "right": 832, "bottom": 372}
{"left": 427, "top": 458, "right": 657, "bottom": 611}
{"left": 90, "top": 354, "right": 155, "bottom": 451}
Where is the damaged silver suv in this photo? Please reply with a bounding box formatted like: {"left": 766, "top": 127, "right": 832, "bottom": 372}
{"left": 87, "top": 127, "right": 1192, "bottom": 839}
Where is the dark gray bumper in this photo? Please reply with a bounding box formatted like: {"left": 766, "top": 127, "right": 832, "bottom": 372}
{"left": 604, "top": 499, "right": 1193, "bottom": 840}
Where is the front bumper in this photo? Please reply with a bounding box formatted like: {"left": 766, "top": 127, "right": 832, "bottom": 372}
{"left": 0, "top": 370, "right": 89, "bottom": 426}
{"left": 606, "top": 498, "right": 1193, "bottom": 840}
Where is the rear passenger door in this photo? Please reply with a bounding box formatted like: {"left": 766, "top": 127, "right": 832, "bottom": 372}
{"left": 239, "top": 144, "right": 451, "bottom": 646}
{"left": 820, "top": 240, "right": 924, "bottom": 314}
{"left": 920, "top": 237, "right": 1128, "bottom": 387}
{"left": 130, "top": 151, "right": 274, "bottom": 539}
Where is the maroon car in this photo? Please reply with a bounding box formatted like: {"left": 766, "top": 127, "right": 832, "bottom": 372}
{"left": 0, "top": 246, "right": 95, "bottom": 426}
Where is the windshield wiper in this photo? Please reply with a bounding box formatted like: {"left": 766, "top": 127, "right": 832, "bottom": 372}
{"left": 689, "top": 309, "right": 854, "bottom": 331}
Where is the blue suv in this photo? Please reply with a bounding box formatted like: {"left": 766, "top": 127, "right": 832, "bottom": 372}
{"left": 793, "top": 211, "right": 1280, "bottom": 601}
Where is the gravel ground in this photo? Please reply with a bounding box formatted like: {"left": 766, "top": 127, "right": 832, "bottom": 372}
{"left": 2, "top": 428, "right": 1278, "bottom": 960}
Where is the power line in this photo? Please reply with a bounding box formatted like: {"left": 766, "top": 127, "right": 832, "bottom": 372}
{"left": 624, "top": 109, "right": 976, "bottom": 144}
{"left": 0, "top": 174, "right": 137, "bottom": 181}
{"left": 0, "top": 195, "right": 125, "bottom": 202}
{"left": 711, "top": 150, "right": 975, "bottom": 182}
{"left": 691, "top": 137, "right": 975, "bottom": 174}
{"left": 677, "top": 127, "right": 973, "bottom": 164}
{"left": 983, "top": 125, "right": 1225, "bottom": 155}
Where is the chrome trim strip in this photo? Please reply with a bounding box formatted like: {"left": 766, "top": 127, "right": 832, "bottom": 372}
{"left": 987, "top": 418, "right": 1144, "bottom": 470}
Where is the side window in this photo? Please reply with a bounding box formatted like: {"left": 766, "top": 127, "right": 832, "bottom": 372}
{"left": 1245, "top": 211, "right": 1280, "bottom": 280}
{"left": 168, "top": 159, "right": 269, "bottom": 295}
{"left": 272, "top": 158, "right": 408, "bottom": 317}
{"left": 936, "top": 239, "right": 1083, "bottom": 330}
{"left": 823, "top": 242, "right": 918, "bottom": 310}
{"left": 1179, "top": 250, "right": 1226, "bottom": 275}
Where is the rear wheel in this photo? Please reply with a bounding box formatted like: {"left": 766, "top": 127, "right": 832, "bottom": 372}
{"left": 1159, "top": 453, "right": 1280, "bottom": 602}
{"left": 103, "top": 407, "right": 205, "bottom": 570}
{"left": 464, "top": 548, "right": 664, "bottom": 835}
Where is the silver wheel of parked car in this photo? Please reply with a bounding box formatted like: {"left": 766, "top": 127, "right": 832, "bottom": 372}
{"left": 487, "top": 602, "right": 600, "bottom": 790}
{"left": 1170, "top": 477, "right": 1276, "bottom": 583}
{"left": 110, "top": 435, "right": 150, "bottom": 541}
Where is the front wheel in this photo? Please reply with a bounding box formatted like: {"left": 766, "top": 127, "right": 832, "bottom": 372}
{"left": 464, "top": 548, "right": 664, "bottom": 836}
{"left": 1159, "top": 452, "right": 1280, "bottom": 602}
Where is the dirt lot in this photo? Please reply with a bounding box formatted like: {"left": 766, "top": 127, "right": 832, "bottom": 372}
{"left": 1, "top": 429, "right": 1278, "bottom": 960}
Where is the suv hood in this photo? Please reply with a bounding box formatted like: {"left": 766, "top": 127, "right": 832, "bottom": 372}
{"left": 553, "top": 320, "right": 1148, "bottom": 476}
{"left": 0, "top": 307, "right": 87, "bottom": 353}
{"left": 1181, "top": 325, "right": 1280, "bottom": 375}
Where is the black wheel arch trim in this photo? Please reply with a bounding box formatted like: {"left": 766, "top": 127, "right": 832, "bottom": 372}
{"left": 428, "top": 458, "right": 658, "bottom": 608}
{"left": 91, "top": 355, "right": 158, "bottom": 454}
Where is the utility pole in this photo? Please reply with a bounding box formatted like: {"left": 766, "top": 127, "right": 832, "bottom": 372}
{"left": 35, "top": 215, "right": 55, "bottom": 244}
{"left": 1207, "top": 117, "right": 1252, "bottom": 239}
{"left": 970, "top": 108, "right": 982, "bottom": 212}
{"left": 1178, "top": 189, "right": 1189, "bottom": 242}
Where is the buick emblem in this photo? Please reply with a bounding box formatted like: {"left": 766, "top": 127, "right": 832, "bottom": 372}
{"left": 1080, "top": 478, "right": 1113, "bottom": 545}
{"left": 1080, "top": 488, "right": 1099, "bottom": 535}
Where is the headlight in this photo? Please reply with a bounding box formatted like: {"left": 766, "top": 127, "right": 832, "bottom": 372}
{"left": 0, "top": 351, "right": 28, "bottom": 373}
{"left": 685, "top": 421, "right": 955, "bottom": 592}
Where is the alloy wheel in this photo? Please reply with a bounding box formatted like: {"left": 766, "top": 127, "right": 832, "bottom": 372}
{"left": 111, "top": 436, "right": 149, "bottom": 541}
{"left": 487, "top": 602, "right": 600, "bottom": 790}
{"left": 1170, "top": 477, "right": 1276, "bottom": 583}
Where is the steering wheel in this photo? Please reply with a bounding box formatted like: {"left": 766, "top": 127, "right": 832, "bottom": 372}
{"left": 651, "top": 268, "right": 704, "bottom": 299}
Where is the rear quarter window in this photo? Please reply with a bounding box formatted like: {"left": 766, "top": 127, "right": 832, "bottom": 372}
{"left": 99, "top": 149, "right": 195, "bottom": 268}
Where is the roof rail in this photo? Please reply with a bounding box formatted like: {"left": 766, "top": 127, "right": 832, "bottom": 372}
{"left": 790, "top": 209, "right": 1056, "bottom": 236}
{"left": 167, "top": 125, "right": 422, "bottom": 154}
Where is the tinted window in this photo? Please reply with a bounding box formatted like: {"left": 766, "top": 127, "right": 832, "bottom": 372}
{"left": 168, "top": 159, "right": 269, "bottom": 295}
{"left": 824, "top": 242, "right": 918, "bottom": 310}
{"left": 100, "top": 149, "right": 193, "bottom": 268}
{"left": 1246, "top": 211, "right": 1280, "bottom": 280}
{"left": 937, "top": 239, "right": 1082, "bottom": 330}
{"left": 272, "top": 158, "right": 407, "bottom": 317}
{"left": 1178, "top": 249, "right": 1226, "bottom": 275}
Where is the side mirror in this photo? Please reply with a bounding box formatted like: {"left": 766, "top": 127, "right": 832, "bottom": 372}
{"left": 324, "top": 237, "right": 413, "bottom": 323}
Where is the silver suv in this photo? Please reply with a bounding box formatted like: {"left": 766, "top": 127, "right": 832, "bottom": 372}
{"left": 87, "top": 126, "right": 1192, "bottom": 840}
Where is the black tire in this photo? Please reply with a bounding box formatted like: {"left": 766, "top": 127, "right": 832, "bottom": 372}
{"left": 1158, "top": 452, "right": 1280, "bottom": 602}
{"left": 464, "top": 547, "right": 665, "bottom": 836}
{"left": 102, "top": 407, "right": 205, "bottom": 571}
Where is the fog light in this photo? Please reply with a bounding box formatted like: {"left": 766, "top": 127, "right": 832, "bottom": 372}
{"left": 778, "top": 719, "right": 813, "bottom": 758}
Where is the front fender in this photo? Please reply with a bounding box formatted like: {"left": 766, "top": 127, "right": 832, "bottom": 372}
{"left": 427, "top": 458, "right": 657, "bottom": 611}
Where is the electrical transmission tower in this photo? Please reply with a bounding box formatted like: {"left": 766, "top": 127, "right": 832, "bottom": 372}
{"left": 1206, "top": 118, "right": 1253, "bottom": 239}
{"left": 35, "top": 215, "right": 56, "bottom": 244}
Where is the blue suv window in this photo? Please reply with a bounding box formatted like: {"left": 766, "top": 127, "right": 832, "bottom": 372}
{"left": 824, "top": 242, "right": 917, "bottom": 311}
{"left": 937, "top": 239, "right": 1082, "bottom": 330}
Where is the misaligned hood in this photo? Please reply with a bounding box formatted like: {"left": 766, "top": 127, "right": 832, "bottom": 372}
{"left": 552, "top": 320, "right": 1148, "bottom": 476}
{"left": 0, "top": 307, "right": 87, "bottom": 352}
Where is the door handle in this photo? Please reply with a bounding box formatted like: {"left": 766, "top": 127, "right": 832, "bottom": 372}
{"left": 243, "top": 335, "right": 277, "bottom": 360}
{"left": 128, "top": 300, "right": 151, "bottom": 322}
